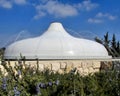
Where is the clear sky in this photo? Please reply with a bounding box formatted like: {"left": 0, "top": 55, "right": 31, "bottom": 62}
{"left": 0, "top": 0, "right": 120, "bottom": 47}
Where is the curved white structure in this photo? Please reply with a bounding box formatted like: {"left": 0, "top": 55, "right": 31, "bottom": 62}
{"left": 4, "top": 22, "right": 111, "bottom": 59}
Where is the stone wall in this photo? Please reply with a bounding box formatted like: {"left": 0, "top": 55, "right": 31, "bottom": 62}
{"left": 1, "top": 60, "right": 106, "bottom": 75}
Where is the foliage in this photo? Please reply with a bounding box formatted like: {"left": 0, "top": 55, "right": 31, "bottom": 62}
{"left": 0, "top": 60, "right": 120, "bottom": 96}
{"left": 95, "top": 32, "right": 120, "bottom": 57}
{"left": 0, "top": 47, "right": 5, "bottom": 60}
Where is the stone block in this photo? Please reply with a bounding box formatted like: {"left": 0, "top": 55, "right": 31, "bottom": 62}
{"left": 92, "top": 62, "right": 101, "bottom": 69}
{"left": 88, "top": 67, "right": 94, "bottom": 73}
{"left": 67, "top": 62, "right": 74, "bottom": 67}
{"left": 94, "top": 68, "right": 99, "bottom": 72}
{"left": 100, "top": 61, "right": 112, "bottom": 70}
{"left": 77, "top": 68, "right": 83, "bottom": 74}
{"left": 38, "top": 64, "right": 44, "bottom": 71}
{"left": 86, "top": 61, "right": 93, "bottom": 68}
{"left": 57, "top": 69, "right": 64, "bottom": 74}
{"left": 0, "top": 65, "right": 8, "bottom": 76}
{"left": 52, "top": 62, "right": 60, "bottom": 71}
{"left": 73, "top": 63, "right": 82, "bottom": 69}
{"left": 83, "top": 68, "right": 89, "bottom": 75}
{"left": 44, "top": 63, "right": 52, "bottom": 70}
{"left": 29, "top": 63, "right": 37, "bottom": 70}
{"left": 60, "top": 62, "right": 67, "bottom": 69}
{"left": 81, "top": 62, "right": 87, "bottom": 69}
{"left": 65, "top": 62, "right": 74, "bottom": 73}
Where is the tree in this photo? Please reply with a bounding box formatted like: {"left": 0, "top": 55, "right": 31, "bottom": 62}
{"left": 103, "top": 32, "right": 110, "bottom": 47}
{"left": 0, "top": 47, "right": 5, "bottom": 60}
{"left": 111, "top": 34, "right": 119, "bottom": 57}
{"left": 95, "top": 32, "right": 116, "bottom": 57}
{"left": 111, "top": 34, "right": 117, "bottom": 50}
{"left": 94, "top": 37, "right": 103, "bottom": 44}
{"left": 102, "top": 32, "right": 114, "bottom": 56}
{"left": 116, "top": 41, "right": 120, "bottom": 56}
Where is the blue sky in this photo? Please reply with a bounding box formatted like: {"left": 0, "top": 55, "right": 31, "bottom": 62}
{"left": 0, "top": 0, "right": 120, "bottom": 47}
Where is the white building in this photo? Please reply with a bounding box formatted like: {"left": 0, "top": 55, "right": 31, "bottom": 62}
{"left": 4, "top": 22, "right": 112, "bottom": 75}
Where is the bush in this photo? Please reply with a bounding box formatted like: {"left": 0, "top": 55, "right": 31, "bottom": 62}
{"left": 0, "top": 60, "right": 120, "bottom": 96}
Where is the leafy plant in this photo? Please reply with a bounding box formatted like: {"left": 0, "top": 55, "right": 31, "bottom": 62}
{"left": 0, "top": 60, "right": 120, "bottom": 96}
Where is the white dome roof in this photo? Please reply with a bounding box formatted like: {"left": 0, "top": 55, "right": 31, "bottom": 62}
{"left": 4, "top": 22, "right": 111, "bottom": 59}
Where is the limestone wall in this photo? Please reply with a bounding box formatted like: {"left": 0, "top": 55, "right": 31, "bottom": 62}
{"left": 0, "top": 60, "right": 105, "bottom": 75}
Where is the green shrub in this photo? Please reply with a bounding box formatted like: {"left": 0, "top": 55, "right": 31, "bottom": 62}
{"left": 0, "top": 60, "right": 120, "bottom": 96}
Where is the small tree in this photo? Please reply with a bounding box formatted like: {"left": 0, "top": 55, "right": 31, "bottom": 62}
{"left": 102, "top": 32, "right": 114, "bottom": 56}
{"left": 111, "top": 34, "right": 119, "bottom": 57}
{"left": 94, "top": 37, "right": 103, "bottom": 44}
{"left": 111, "top": 34, "right": 117, "bottom": 50}
{"left": 0, "top": 47, "right": 5, "bottom": 60}
{"left": 103, "top": 32, "right": 110, "bottom": 47}
{"left": 116, "top": 41, "right": 120, "bottom": 56}
{"left": 95, "top": 32, "right": 118, "bottom": 57}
